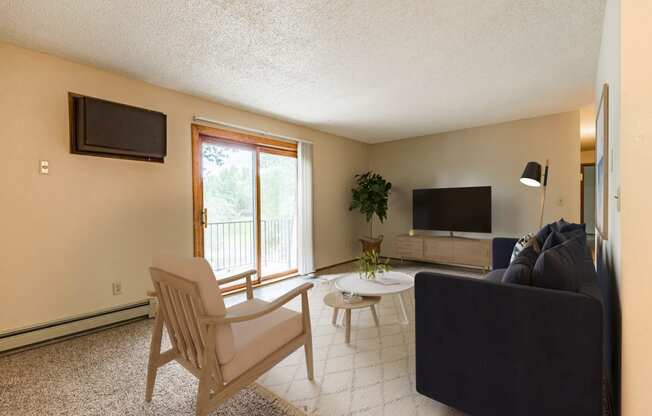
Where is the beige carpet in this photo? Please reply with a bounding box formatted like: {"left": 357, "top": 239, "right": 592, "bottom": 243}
{"left": 0, "top": 320, "right": 305, "bottom": 416}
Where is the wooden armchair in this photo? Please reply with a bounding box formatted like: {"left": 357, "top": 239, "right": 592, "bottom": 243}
{"left": 145, "top": 254, "right": 313, "bottom": 416}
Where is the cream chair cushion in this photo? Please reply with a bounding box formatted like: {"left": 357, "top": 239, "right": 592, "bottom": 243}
{"left": 152, "top": 253, "right": 236, "bottom": 364}
{"left": 220, "top": 299, "right": 303, "bottom": 382}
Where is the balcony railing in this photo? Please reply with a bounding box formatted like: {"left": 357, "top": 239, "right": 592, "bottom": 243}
{"left": 204, "top": 218, "right": 295, "bottom": 274}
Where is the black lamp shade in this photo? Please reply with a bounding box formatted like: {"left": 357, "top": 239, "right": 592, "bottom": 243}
{"left": 520, "top": 161, "right": 542, "bottom": 187}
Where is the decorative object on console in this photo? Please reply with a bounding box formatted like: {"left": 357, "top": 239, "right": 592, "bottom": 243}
{"left": 349, "top": 171, "right": 392, "bottom": 252}
{"left": 520, "top": 159, "right": 549, "bottom": 228}
{"left": 357, "top": 249, "right": 391, "bottom": 280}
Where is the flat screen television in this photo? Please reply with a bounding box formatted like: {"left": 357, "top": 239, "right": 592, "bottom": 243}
{"left": 69, "top": 93, "right": 167, "bottom": 162}
{"left": 413, "top": 186, "right": 492, "bottom": 233}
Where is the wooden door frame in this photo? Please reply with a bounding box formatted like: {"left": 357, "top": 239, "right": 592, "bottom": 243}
{"left": 191, "top": 124, "right": 298, "bottom": 283}
{"left": 580, "top": 162, "right": 596, "bottom": 224}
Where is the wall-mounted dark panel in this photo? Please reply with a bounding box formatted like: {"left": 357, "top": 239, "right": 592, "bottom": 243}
{"left": 69, "top": 93, "right": 166, "bottom": 163}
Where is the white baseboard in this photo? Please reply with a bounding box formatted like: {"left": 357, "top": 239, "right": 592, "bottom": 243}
{"left": 0, "top": 300, "right": 152, "bottom": 353}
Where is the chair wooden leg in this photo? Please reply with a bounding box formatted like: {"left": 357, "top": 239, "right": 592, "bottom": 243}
{"left": 302, "top": 292, "right": 314, "bottom": 380}
{"left": 196, "top": 370, "right": 212, "bottom": 416}
{"left": 196, "top": 326, "right": 217, "bottom": 416}
{"left": 345, "top": 309, "right": 352, "bottom": 344}
{"left": 145, "top": 311, "right": 164, "bottom": 402}
{"left": 370, "top": 304, "right": 380, "bottom": 327}
{"left": 304, "top": 339, "right": 314, "bottom": 381}
{"left": 332, "top": 308, "right": 339, "bottom": 325}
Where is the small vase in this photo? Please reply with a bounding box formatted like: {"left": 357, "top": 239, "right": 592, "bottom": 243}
{"left": 358, "top": 270, "right": 377, "bottom": 280}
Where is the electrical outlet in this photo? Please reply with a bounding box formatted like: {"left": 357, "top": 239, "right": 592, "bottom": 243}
{"left": 112, "top": 281, "right": 122, "bottom": 296}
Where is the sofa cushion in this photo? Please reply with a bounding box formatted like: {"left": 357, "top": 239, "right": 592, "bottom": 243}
{"left": 532, "top": 236, "right": 587, "bottom": 292}
{"left": 502, "top": 243, "right": 538, "bottom": 285}
{"left": 485, "top": 268, "right": 506, "bottom": 283}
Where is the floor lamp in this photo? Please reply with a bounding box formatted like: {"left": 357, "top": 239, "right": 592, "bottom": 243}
{"left": 520, "top": 159, "right": 549, "bottom": 228}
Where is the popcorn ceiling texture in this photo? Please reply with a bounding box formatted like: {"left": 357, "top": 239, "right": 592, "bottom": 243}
{"left": 0, "top": 0, "right": 604, "bottom": 142}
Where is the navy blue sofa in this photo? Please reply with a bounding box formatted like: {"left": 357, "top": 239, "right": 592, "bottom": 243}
{"left": 415, "top": 237, "right": 604, "bottom": 416}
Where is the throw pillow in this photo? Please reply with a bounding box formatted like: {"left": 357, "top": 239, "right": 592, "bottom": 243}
{"left": 534, "top": 223, "right": 553, "bottom": 247}
{"left": 552, "top": 218, "right": 586, "bottom": 234}
{"left": 541, "top": 231, "right": 565, "bottom": 251}
{"left": 502, "top": 241, "right": 539, "bottom": 285}
{"left": 510, "top": 232, "right": 534, "bottom": 263}
{"left": 535, "top": 218, "right": 586, "bottom": 246}
{"left": 532, "top": 236, "right": 587, "bottom": 292}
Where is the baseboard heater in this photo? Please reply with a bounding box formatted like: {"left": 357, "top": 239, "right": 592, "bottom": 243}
{"left": 0, "top": 300, "right": 153, "bottom": 354}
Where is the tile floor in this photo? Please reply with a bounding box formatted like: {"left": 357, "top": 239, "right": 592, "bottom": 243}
{"left": 243, "top": 261, "right": 481, "bottom": 415}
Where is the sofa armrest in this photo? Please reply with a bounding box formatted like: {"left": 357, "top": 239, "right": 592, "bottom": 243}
{"left": 492, "top": 237, "right": 518, "bottom": 269}
{"left": 415, "top": 272, "right": 603, "bottom": 416}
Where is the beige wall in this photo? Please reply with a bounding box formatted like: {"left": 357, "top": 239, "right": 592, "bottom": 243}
{"left": 369, "top": 112, "right": 581, "bottom": 258}
{"left": 0, "top": 43, "right": 369, "bottom": 332}
{"left": 620, "top": 0, "right": 652, "bottom": 414}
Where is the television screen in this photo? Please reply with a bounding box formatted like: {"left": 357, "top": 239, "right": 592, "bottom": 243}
{"left": 69, "top": 93, "right": 166, "bottom": 162}
{"left": 413, "top": 186, "right": 492, "bottom": 233}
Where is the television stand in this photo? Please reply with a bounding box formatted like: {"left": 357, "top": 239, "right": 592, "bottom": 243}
{"left": 395, "top": 234, "right": 491, "bottom": 271}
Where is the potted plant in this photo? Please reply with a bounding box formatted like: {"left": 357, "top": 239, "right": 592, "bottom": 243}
{"left": 349, "top": 172, "right": 392, "bottom": 253}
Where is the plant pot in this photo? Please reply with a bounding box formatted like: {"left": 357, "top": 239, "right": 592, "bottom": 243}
{"left": 359, "top": 235, "right": 383, "bottom": 254}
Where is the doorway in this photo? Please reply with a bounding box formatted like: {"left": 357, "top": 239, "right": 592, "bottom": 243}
{"left": 581, "top": 163, "right": 596, "bottom": 255}
{"left": 192, "top": 125, "right": 298, "bottom": 288}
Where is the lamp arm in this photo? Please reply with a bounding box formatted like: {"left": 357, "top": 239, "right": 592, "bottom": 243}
{"left": 538, "top": 159, "right": 550, "bottom": 228}
{"left": 539, "top": 184, "right": 547, "bottom": 229}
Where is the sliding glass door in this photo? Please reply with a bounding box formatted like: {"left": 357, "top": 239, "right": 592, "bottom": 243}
{"left": 201, "top": 141, "right": 256, "bottom": 286}
{"left": 259, "top": 150, "right": 298, "bottom": 277}
{"left": 192, "top": 125, "right": 298, "bottom": 288}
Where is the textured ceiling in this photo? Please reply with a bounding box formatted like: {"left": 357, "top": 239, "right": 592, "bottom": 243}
{"left": 0, "top": 0, "right": 605, "bottom": 143}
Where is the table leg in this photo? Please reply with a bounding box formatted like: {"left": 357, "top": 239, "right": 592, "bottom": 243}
{"left": 370, "top": 305, "right": 380, "bottom": 327}
{"left": 397, "top": 292, "right": 409, "bottom": 325}
{"left": 345, "top": 309, "right": 352, "bottom": 344}
{"left": 332, "top": 308, "right": 339, "bottom": 326}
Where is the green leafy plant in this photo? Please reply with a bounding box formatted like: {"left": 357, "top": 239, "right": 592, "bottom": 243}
{"left": 349, "top": 172, "right": 392, "bottom": 239}
{"left": 357, "top": 250, "right": 391, "bottom": 280}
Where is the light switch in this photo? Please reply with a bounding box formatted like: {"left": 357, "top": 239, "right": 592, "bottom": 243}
{"left": 40, "top": 160, "right": 49, "bottom": 175}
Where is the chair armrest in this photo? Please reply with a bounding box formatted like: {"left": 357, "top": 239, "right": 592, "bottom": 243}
{"left": 216, "top": 269, "right": 257, "bottom": 299}
{"left": 215, "top": 269, "right": 257, "bottom": 285}
{"left": 201, "top": 282, "right": 313, "bottom": 325}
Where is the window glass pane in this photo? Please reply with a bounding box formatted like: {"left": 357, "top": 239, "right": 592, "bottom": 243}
{"left": 259, "top": 152, "right": 298, "bottom": 277}
{"left": 202, "top": 142, "right": 256, "bottom": 285}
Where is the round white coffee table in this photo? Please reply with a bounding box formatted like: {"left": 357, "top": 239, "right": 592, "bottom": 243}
{"left": 334, "top": 271, "right": 414, "bottom": 324}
